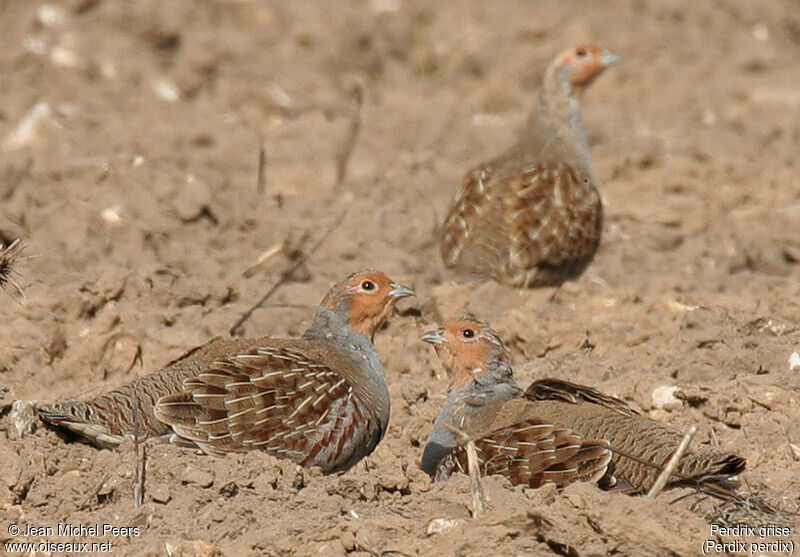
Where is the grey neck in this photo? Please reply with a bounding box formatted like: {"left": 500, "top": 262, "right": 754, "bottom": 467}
{"left": 523, "top": 66, "right": 593, "bottom": 177}
{"left": 303, "top": 306, "right": 353, "bottom": 344}
{"left": 421, "top": 364, "right": 521, "bottom": 477}
{"left": 303, "top": 306, "right": 390, "bottom": 425}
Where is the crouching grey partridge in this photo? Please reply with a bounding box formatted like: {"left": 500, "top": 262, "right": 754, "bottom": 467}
{"left": 38, "top": 270, "right": 414, "bottom": 474}
{"left": 421, "top": 318, "right": 746, "bottom": 496}
{"left": 441, "top": 45, "right": 618, "bottom": 287}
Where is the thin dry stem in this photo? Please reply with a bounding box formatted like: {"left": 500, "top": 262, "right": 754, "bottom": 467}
{"left": 76, "top": 473, "right": 112, "bottom": 512}
{"left": 132, "top": 389, "right": 146, "bottom": 507}
{"left": 335, "top": 78, "right": 365, "bottom": 190}
{"left": 647, "top": 425, "right": 697, "bottom": 498}
{"left": 243, "top": 242, "right": 284, "bottom": 278}
{"left": 256, "top": 137, "right": 267, "bottom": 194}
{"left": 229, "top": 208, "right": 348, "bottom": 336}
{"left": 443, "top": 422, "right": 486, "bottom": 518}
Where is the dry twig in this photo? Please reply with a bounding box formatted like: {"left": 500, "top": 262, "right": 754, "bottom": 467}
{"left": 647, "top": 425, "right": 697, "bottom": 498}
{"left": 229, "top": 209, "right": 348, "bottom": 336}
{"left": 132, "top": 390, "right": 146, "bottom": 507}
{"left": 256, "top": 137, "right": 267, "bottom": 194}
{"left": 443, "top": 422, "right": 486, "bottom": 517}
{"left": 243, "top": 242, "right": 284, "bottom": 278}
{"left": 335, "top": 79, "right": 365, "bottom": 190}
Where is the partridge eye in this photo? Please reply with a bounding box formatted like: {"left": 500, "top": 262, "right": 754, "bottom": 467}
{"left": 360, "top": 280, "right": 376, "bottom": 291}
{"left": 576, "top": 48, "right": 587, "bottom": 57}
{"left": 461, "top": 328, "right": 475, "bottom": 339}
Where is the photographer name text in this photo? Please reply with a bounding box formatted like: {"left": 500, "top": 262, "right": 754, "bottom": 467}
{"left": 15, "top": 523, "right": 140, "bottom": 538}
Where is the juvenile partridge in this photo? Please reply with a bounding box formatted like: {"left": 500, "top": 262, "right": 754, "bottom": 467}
{"left": 441, "top": 45, "right": 618, "bottom": 287}
{"left": 38, "top": 270, "right": 414, "bottom": 474}
{"left": 421, "top": 318, "right": 746, "bottom": 496}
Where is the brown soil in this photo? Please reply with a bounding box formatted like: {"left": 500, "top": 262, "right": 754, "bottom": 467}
{"left": 2, "top": 1, "right": 799, "bottom": 555}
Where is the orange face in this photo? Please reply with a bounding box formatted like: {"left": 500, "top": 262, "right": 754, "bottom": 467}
{"left": 322, "top": 270, "right": 414, "bottom": 338}
{"left": 422, "top": 318, "right": 507, "bottom": 389}
{"left": 556, "top": 44, "right": 618, "bottom": 88}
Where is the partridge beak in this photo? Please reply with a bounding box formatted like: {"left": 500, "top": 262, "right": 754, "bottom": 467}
{"left": 421, "top": 328, "right": 445, "bottom": 345}
{"left": 389, "top": 282, "right": 415, "bottom": 299}
{"left": 600, "top": 50, "right": 620, "bottom": 67}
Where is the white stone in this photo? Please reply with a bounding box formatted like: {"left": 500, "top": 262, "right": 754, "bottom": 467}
{"left": 426, "top": 518, "right": 465, "bottom": 536}
{"left": 152, "top": 79, "right": 180, "bottom": 102}
{"left": 37, "top": 4, "right": 68, "bottom": 28}
{"left": 50, "top": 46, "right": 79, "bottom": 68}
{"left": 100, "top": 206, "right": 123, "bottom": 227}
{"left": 651, "top": 385, "right": 682, "bottom": 410}
{"left": 1, "top": 102, "right": 54, "bottom": 152}
{"left": 790, "top": 352, "right": 800, "bottom": 371}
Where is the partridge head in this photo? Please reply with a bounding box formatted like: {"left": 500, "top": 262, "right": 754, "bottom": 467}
{"left": 38, "top": 270, "right": 414, "bottom": 474}
{"left": 545, "top": 44, "right": 619, "bottom": 95}
{"left": 311, "top": 270, "right": 415, "bottom": 339}
{"left": 420, "top": 317, "right": 511, "bottom": 390}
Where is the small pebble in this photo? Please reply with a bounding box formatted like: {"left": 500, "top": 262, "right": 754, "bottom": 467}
{"left": 181, "top": 467, "right": 214, "bottom": 488}
{"left": 100, "top": 206, "right": 123, "bottom": 228}
{"left": 150, "top": 484, "right": 172, "bottom": 504}
{"left": 152, "top": 78, "right": 180, "bottom": 102}
{"left": 51, "top": 46, "right": 80, "bottom": 68}
{"left": 38, "top": 4, "right": 68, "bottom": 28}
{"left": 651, "top": 385, "right": 682, "bottom": 411}
{"left": 1, "top": 102, "right": 54, "bottom": 152}
{"left": 752, "top": 23, "right": 769, "bottom": 42}
{"left": 426, "top": 518, "right": 464, "bottom": 535}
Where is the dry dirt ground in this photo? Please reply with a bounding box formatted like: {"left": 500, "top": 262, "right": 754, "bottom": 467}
{"left": 2, "top": 0, "right": 800, "bottom": 555}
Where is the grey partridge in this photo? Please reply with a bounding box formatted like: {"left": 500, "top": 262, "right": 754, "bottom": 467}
{"left": 421, "top": 318, "right": 746, "bottom": 496}
{"left": 38, "top": 270, "right": 414, "bottom": 474}
{"left": 441, "top": 45, "right": 618, "bottom": 287}
{"left": 420, "top": 319, "right": 612, "bottom": 488}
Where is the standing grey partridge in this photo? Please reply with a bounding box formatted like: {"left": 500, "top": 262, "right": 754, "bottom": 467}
{"left": 38, "top": 270, "right": 414, "bottom": 474}
{"left": 421, "top": 318, "right": 746, "bottom": 495}
{"left": 441, "top": 45, "right": 618, "bottom": 287}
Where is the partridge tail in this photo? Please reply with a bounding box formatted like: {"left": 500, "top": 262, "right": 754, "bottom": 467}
{"left": 673, "top": 453, "right": 746, "bottom": 501}
{"left": 599, "top": 443, "right": 747, "bottom": 501}
{"left": 37, "top": 368, "right": 190, "bottom": 447}
{"left": 678, "top": 452, "right": 746, "bottom": 479}
{"left": 38, "top": 401, "right": 126, "bottom": 449}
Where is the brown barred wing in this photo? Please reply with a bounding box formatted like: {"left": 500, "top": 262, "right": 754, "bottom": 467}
{"left": 154, "top": 341, "right": 381, "bottom": 473}
{"left": 504, "top": 163, "right": 602, "bottom": 286}
{"left": 450, "top": 417, "right": 611, "bottom": 489}
{"left": 441, "top": 162, "right": 507, "bottom": 276}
